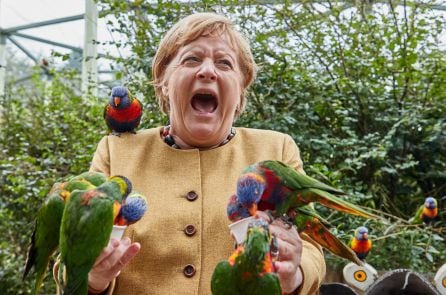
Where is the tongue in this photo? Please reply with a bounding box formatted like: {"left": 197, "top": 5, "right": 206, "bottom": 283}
{"left": 192, "top": 95, "right": 217, "bottom": 113}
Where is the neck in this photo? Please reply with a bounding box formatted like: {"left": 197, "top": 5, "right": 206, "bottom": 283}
{"left": 162, "top": 125, "right": 236, "bottom": 150}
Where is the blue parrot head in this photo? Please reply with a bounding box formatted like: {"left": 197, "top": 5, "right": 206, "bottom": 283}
{"left": 355, "top": 226, "right": 369, "bottom": 241}
{"left": 119, "top": 193, "right": 148, "bottom": 223}
{"left": 236, "top": 173, "right": 266, "bottom": 206}
{"left": 110, "top": 86, "right": 131, "bottom": 109}
{"left": 424, "top": 197, "right": 437, "bottom": 209}
{"left": 227, "top": 194, "right": 251, "bottom": 222}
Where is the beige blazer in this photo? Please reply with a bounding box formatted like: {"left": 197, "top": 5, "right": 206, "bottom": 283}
{"left": 89, "top": 127, "right": 325, "bottom": 294}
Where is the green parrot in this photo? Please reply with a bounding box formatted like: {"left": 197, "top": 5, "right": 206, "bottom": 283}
{"left": 66, "top": 171, "right": 108, "bottom": 187}
{"left": 410, "top": 196, "right": 438, "bottom": 225}
{"left": 233, "top": 160, "right": 379, "bottom": 265}
{"left": 23, "top": 182, "right": 69, "bottom": 295}
{"left": 23, "top": 173, "right": 102, "bottom": 295}
{"left": 59, "top": 175, "right": 131, "bottom": 295}
{"left": 211, "top": 219, "right": 281, "bottom": 295}
{"left": 237, "top": 160, "right": 379, "bottom": 220}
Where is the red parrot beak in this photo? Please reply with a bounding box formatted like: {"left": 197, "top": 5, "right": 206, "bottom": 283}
{"left": 114, "top": 97, "right": 121, "bottom": 107}
{"left": 363, "top": 233, "right": 368, "bottom": 239}
{"left": 248, "top": 203, "right": 258, "bottom": 216}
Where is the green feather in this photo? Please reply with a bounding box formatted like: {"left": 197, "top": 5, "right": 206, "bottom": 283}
{"left": 211, "top": 220, "right": 281, "bottom": 295}
{"left": 23, "top": 183, "right": 67, "bottom": 295}
{"left": 60, "top": 178, "right": 129, "bottom": 295}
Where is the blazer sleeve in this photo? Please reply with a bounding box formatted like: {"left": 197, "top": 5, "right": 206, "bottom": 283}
{"left": 282, "top": 134, "right": 305, "bottom": 174}
{"left": 89, "top": 136, "right": 111, "bottom": 176}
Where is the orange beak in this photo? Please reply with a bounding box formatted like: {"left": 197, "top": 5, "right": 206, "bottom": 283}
{"left": 113, "top": 201, "right": 121, "bottom": 220}
{"left": 248, "top": 203, "right": 258, "bottom": 216}
{"left": 114, "top": 97, "right": 121, "bottom": 107}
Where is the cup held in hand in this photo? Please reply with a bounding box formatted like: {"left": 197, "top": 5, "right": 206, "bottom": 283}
{"left": 110, "top": 225, "right": 127, "bottom": 240}
{"left": 228, "top": 216, "right": 256, "bottom": 244}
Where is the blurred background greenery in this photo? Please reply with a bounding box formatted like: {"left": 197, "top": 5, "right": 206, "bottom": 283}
{"left": 1, "top": 1, "right": 445, "bottom": 294}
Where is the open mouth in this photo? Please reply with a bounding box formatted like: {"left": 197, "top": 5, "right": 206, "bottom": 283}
{"left": 191, "top": 93, "right": 218, "bottom": 113}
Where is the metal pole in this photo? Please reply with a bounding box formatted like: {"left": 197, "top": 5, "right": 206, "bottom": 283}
{"left": 0, "top": 34, "right": 6, "bottom": 96}
{"left": 81, "top": 0, "right": 98, "bottom": 98}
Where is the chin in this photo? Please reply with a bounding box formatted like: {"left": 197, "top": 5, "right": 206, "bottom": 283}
{"left": 188, "top": 125, "right": 223, "bottom": 144}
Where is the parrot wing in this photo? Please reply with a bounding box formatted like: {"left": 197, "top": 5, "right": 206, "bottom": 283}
{"left": 249, "top": 273, "right": 282, "bottom": 295}
{"left": 260, "top": 161, "right": 379, "bottom": 219}
{"left": 60, "top": 188, "right": 115, "bottom": 295}
{"left": 262, "top": 160, "right": 345, "bottom": 195}
{"left": 68, "top": 171, "right": 107, "bottom": 187}
{"left": 23, "top": 183, "right": 67, "bottom": 295}
{"left": 410, "top": 205, "right": 424, "bottom": 224}
{"left": 211, "top": 261, "right": 239, "bottom": 295}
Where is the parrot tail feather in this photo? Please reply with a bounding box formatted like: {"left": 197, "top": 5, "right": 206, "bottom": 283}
{"left": 301, "top": 218, "right": 363, "bottom": 266}
{"left": 63, "top": 266, "right": 90, "bottom": 295}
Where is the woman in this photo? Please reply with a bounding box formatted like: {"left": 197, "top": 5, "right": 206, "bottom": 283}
{"left": 87, "top": 12, "right": 325, "bottom": 294}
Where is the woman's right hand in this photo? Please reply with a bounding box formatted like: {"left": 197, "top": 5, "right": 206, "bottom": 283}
{"left": 88, "top": 238, "right": 141, "bottom": 293}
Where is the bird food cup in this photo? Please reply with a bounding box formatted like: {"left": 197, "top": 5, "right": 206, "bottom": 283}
{"left": 228, "top": 216, "right": 256, "bottom": 244}
{"left": 110, "top": 225, "right": 127, "bottom": 240}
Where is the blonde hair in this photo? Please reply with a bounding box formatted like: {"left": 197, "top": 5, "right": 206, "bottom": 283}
{"left": 152, "top": 12, "right": 257, "bottom": 116}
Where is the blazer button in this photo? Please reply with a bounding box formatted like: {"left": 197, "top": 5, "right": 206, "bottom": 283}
{"left": 186, "top": 191, "right": 198, "bottom": 201}
{"left": 183, "top": 264, "right": 196, "bottom": 278}
{"left": 184, "top": 224, "right": 196, "bottom": 236}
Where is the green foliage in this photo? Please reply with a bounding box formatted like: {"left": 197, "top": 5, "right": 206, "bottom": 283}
{"left": 1, "top": 1, "right": 446, "bottom": 293}
{"left": 0, "top": 69, "right": 105, "bottom": 294}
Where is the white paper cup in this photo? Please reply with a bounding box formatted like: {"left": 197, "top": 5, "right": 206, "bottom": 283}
{"left": 110, "top": 225, "right": 127, "bottom": 240}
{"left": 228, "top": 216, "right": 256, "bottom": 244}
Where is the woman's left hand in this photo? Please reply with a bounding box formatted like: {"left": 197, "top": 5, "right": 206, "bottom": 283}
{"left": 255, "top": 211, "right": 303, "bottom": 294}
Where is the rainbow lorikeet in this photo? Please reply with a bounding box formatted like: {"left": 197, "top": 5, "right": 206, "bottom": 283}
{"left": 410, "top": 197, "right": 438, "bottom": 225}
{"left": 59, "top": 175, "right": 131, "bottom": 295}
{"left": 227, "top": 194, "right": 363, "bottom": 265}
{"left": 104, "top": 86, "right": 143, "bottom": 136}
{"left": 237, "top": 160, "right": 379, "bottom": 220}
{"left": 23, "top": 173, "right": 105, "bottom": 295}
{"left": 348, "top": 226, "right": 372, "bottom": 261}
{"left": 211, "top": 219, "right": 281, "bottom": 295}
{"left": 233, "top": 160, "right": 379, "bottom": 265}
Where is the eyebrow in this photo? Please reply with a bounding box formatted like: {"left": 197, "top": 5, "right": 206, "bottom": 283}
{"left": 178, "top": 45, "right": 237, "bottom": 63}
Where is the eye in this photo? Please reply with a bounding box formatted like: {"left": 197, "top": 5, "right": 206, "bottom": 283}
{"left": 217, "top": 59, "right": 233, "bottom": 69}
{"left": 182, "top": 56, "right": 200, "bottom": 65}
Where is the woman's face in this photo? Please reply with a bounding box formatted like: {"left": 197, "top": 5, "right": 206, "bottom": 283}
{"left": 163, "top": 34, "right": 243, "bottom": 149}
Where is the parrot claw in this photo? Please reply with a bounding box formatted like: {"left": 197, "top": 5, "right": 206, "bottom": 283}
{"left": 280, "top": 215, "right": 294, "bottom": 229}
{"left": 111, "top": 131, "right": 122, "bottom": 137}
{"left": 265, "top": 210, "right": 275, "bottom": 223}
{"left": 270, "top": 235, "right": 279, "bottom": 262}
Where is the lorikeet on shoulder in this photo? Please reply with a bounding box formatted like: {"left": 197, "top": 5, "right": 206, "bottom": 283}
{"left": 104, "top": 86, "right": 143, "bottom": 136}
{"left": 211, "top": 219, "right": 281, "bottom": 295}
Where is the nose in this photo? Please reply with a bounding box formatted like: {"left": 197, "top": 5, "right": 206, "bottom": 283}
{"left": 196, "top": 60, "right": 217, "bottom": 81}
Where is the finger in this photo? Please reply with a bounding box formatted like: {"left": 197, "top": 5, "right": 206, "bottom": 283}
{"left": 108, "top": 242, "right": 141, "bottom": 274}
{"left": 254, "top": 211, "right": 272, "bottom": 223}
{"left": 93, "top": 238, "right": 120, "bottom": 267}
{"left": 274, "top": 260, "right": 296, "bottom": 278}
{"left": 269, "top": 223, "right": 300, "bottom": 247}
